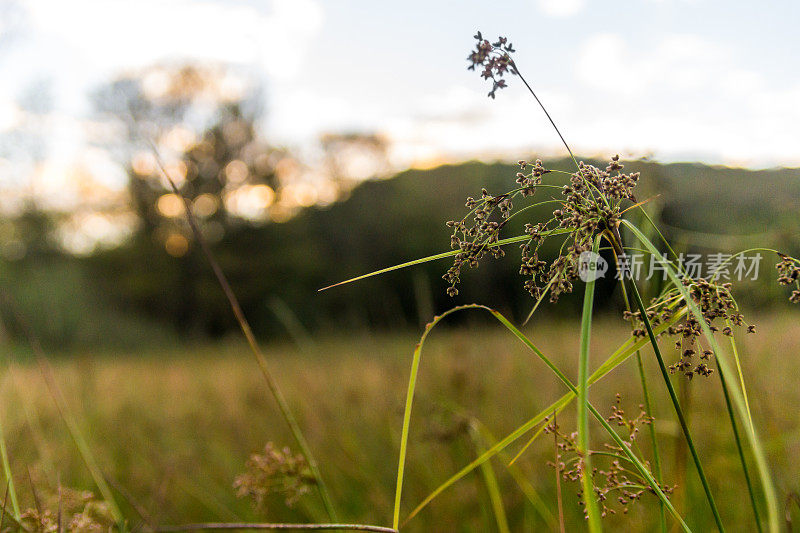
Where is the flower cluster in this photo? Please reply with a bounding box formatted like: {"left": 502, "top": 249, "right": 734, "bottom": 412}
{"left": 545, "top": 396, "right": 672, "bottom": 519}
{"left": 444, "top": 156, "right": 640, "bottom": 302}
{"left": 624, "top": 277, "right": 755, "bottom": 379}
{"left": 525, "top": 157, "right": 639, "bottom": 302}
{"left": 776, "top": 253, "right": 800, "bottom": 303}
{"left": 467, "top": 32, "right": 517, "bottom": 98}
{"left": 443, "top": 184, "right": 517, "bottom": 297}
{"left": 18, "top": 488, "right": 116, "bottom": 533}
{"left": 233, "top": 442, "right": 316, "bottom": 511}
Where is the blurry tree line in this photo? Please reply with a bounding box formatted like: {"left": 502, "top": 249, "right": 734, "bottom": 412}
{"left": 1, "top": 65, "right": 799, "bottom": 351}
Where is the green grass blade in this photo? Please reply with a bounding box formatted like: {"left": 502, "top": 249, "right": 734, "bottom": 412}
{"left": 716, "top": 357, "right": 763, "bottom": 532}
{"left": 396, "top": 305, "right": 689, "bottom": 530}
{"left": 725, "top": 321, "right": 754, "bottom": 436}
{"left": 474, "top": 424, "right": 557, "bottom": 530}
{"left": 622, "top": 219, "right": 779, "bottom": 532}
{"left": 36, "top": 357, "right": 124, "bottom": 526}
{"left": 627, "top": 279, "right": 724, "bottom": 531}
{"left": 149, "top": 145, "right": 339, "bottom": 522}
{"left": 404, "top": 307, "right": 685, "bottom": 524}
{"left": 393, "top": 304, "right": 488, "bottom": 529}
{"left": 319, "top": 229, "right": 571, "bottom": 292}
{"left": 0, "top": 414, "right": 19, "bottom": 518}
{"left": 617, "top": 273, "right": 666, "bottom": 533}
{"left": 490, "top": 309, "right": 690, "bottom": 532}
{"left": 470, "top": 424, "right": 511, "bottom": 533}
{"left": 578, "top": 236, "right": 602, "bottom": 532}
{"left": 1, "top": 293, "right": 123, "bottom": 526}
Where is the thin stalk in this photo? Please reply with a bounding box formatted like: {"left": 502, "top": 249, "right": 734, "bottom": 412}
{"left": 608, "top": 225, "right": 723, "bottom": 529}
{"left": 577, "top": 236, "right": 602, "bottom": 532}
{"left": 149, "top": 148, "right": 338, "bottom": 522}
{"left": 554, "top": 411, "right": 565, "bottom": 533}
{"left": 618, "top": 279, "right": 666, "bottom": 533}
{"left": 156, "top": 524, "right": 397, "bottom": 532}
{"left": 627, "top": 279, "right": 725, "bottom": 532}
{"left": 397, "top": 305, "right": 690, "bottom": 531}
{"left": 470, "top": 424, "right": 511, "bottom": 533}
{"left": 716, "top": 358, "right": 763, "bottom": 532}
{"left": 0, "top": 415, "right": 18, "bottom": 518}
{"left": 0, "top": 291, "right": 123, "bottom": 526}
{"left": 510, "top": 61, "right": 578, "bottom": 170}
{"left": 725, "top": 321, "right": 755, "bottom": 435}
{"left": 623, "top": 219, "right": 779, "bottom": 532}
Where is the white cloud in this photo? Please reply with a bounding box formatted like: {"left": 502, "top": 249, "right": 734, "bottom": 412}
{"left": 537, "top": 0, "right": 586, "bottom": 18}
{"left": 568, "top": 32, "right": 800, "bottom": 166}
{"left": 24, "top": 0, "right": 323, "bottom": 80}
{"left": 576, "top": 33, "right": 731, "bottom": 95}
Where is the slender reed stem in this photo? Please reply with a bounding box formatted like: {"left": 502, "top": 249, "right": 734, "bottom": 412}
{"left": 617, "top": 279, "right": 666, "bottom": 533}
{"left": 155, "top": 524, "right": 397, "bottom": 532}
{"left": 148, "top": 146, "right": 338, "bottom": 522}
{"left": 577, "top": 236, "right": 602, "bottom": 531}
{"left": 554, "top": 410, "right": 566, "bottom": 533}
{"left": 622, "top": 219, "right": 779, "bottom": 532}
{"left": 626, "top": 281, "right": 725, "bottom": 532}
{"left": 0, "top": 292, "right": 124, "bottom": 526}
{"left": 607, "top": 226, "right": 724, "bottom": 529}
{"left": 716, "top": 358, "right": 763, "bottom": 532}
{"left": 511, "top": 62, "right": 578, "bottom": 170}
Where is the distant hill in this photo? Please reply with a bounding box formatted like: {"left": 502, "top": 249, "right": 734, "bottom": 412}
{"left": 293, "top": 158, "right": 800, "bottom": 328}
{"left": 8, "top": 158, "right": 799, "bottom": 350}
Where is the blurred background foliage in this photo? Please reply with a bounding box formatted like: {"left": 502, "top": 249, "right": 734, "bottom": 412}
{"left": 2, "top": 156, "right": 799, "bottom": 351}
{"left": 1, "top": 63, "right": 798, "bottom": 351}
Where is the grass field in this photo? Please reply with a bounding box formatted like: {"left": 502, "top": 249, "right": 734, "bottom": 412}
{"left": 2, "top": 311, "right": 799, "bottom": 531}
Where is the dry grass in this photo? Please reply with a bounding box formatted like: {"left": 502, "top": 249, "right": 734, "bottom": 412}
{"left": 2, "top": 312, "right": 799, "bottom": 530}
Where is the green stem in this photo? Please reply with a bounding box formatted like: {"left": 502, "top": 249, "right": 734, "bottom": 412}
{"left": 578, "top": 237, "right": 603, "bottom": 532}
{"left": 716, "top": 358, "right": 763, "bottom": 532}
{"left": 622, "top": 219, "right": 779, "bottom": 532}
{"left": 628, "top": 280, "right": 725, "bottom": 532}
{"left": 617, "top": 272, "right": 666, "bottom": 533}
{"left": 0, "top": 414, "right": 19, "bottom": 518}
{"left": 150, "top": 148, "right": 338, "bottom": 522}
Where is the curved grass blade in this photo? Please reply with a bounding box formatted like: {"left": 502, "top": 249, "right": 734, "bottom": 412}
{"left": 622, "top": 219, "right": 779, "bottom": 533}
{"left": 488, "top": 309, "right": 689, "bottom": 532}
{"left": 393, "top": 305, "right": 485, "bottom": 529}
{"left": 577, "top": 236, "right": 602, "bottom": 532}
{"left": 395, "top": 305, "right": 689, "bottom": 531}
{"left": 0, "top": 415, "right": 18, "bottom": 518}
{"left": 473, "top": 423, "right": 557, "bottom": 530}
{"left": 148, "top": 146, "right": 338, "bottom": 522}
{"left": 627, "top": 279, "right": 724, "bottom": 531}
{"left": 725, "top": 321, "right": 754, "bottom": 435}
{"left": 319, "top": 230, "right": 572, "bottom": 292}
{"left": 0, "top": 291, "right": 123, "bottom": 526}
{"left": 469, "top": 423, "right": 511, "bottom": 533}
{"left": 716, "top": 357, "right": 763, "bottom": 532}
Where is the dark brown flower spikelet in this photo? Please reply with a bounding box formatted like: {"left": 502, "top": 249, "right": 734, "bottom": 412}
{"left": 624, "top": 278, "right": 751, "bottom": 380}
{"left": 467, "top": 32, "right": 517, "bottom": 98}
{"left": 775, "top": 253, "right": 800, "bottom": 303}
{"left": 444, "top": 155, "right": 640, "bottom": 301}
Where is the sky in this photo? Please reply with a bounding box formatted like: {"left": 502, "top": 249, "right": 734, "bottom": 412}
{"left": 1, "top": 0, "right": 799, "bottom": 212}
